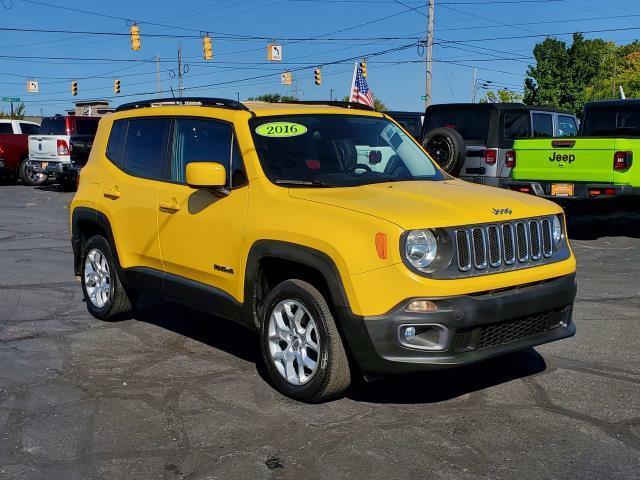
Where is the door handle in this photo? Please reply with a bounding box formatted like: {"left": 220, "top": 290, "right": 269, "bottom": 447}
{"left": 159, "top": 199, "right": 181, "bottom": 213}
{"left": 103, "top": 188, "right": 121, "bottom": 199}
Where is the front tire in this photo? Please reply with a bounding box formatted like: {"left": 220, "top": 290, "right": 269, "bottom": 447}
{"left": 81, "top": 235, "right": 134, "bottom": 321}
{"left": 260, "top": 279, "right": 351, "bottom": 402}
{"left": 18, "top": 159, "right": 48, "bottom": 186}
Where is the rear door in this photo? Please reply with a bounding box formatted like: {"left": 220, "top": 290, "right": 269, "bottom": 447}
{"left": 29, "top": 117, "right": 70, "bottom": 163}
{"left": 513, "top": 137, "right": 615, "bottom": 183}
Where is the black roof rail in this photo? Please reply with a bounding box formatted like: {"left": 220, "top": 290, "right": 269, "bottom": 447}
{"left": 284, "top": 100, "right": 377, "bottom": 112}
{"left": 115, "top": 97, "right": 249, "bottom": 112}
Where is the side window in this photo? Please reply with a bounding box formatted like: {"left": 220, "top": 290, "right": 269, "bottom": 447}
{"left": 122, "top": 118, "right": 171, "bottom": 180}
{"left": 503, "top": 112, "right": 530, "bottom": 139}
{"left": 171, "top": 118, "right": 247, "bottom": 187}
{"left": 106, "top": 120, "right": 128, "bottom": 167}
{"left": 557, "top": 115, "right": 577, "bottom": 137}
{"left": 19, "top": 123, "right": 40, "bottom": 135}
{"left": 0, "top": 123, "right": 12, "bottom": 134}
{"left": 532, "top": 113, "right": 554, "bottom": 137}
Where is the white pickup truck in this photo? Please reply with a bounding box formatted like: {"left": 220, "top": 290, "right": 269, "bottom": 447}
{"left": 28, "top": 115, "right": 99, "bottom": 190}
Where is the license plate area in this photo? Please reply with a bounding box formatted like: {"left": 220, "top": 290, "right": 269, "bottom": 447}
{"left": 551, "top": 183, "right": 574, "bottom": 197}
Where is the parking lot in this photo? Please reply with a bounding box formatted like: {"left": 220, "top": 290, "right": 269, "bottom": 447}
{"left": 0, "top": 184, "right": 638, "bottom": 479}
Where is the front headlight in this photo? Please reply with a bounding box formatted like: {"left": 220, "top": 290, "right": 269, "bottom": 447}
{"left": 552, "top": 215, "right": 563, "bottom": 247}
{"left": 405, "top": 229, "right": 438, "bottom": 270}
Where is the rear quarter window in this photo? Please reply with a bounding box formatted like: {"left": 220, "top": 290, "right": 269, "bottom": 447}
{"left": 503, "top": 112, "right": 530, "bottom": 139}
{"left": 19, "top": 123, "right": 40, "bottom": 135}
{"left": 0, "top": 123, "right": 12, "bottom": 134}
{"left": 106, "top": 120, "right": 127, "bottom": 167}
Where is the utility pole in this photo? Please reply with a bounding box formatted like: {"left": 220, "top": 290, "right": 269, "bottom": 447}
{"left": 425, "top": 0, "right": 435, "bottom": 108}
{"left": 330, "top": 88, "right": 335, "bottom": 101}
{"left": 612, "top": 56, "right": 617, "bottom": 97}
{"left": 177, "top": 45, "right": 184, "bottom": 98}
{"left": 155, "top": 55, "right": 161, "bottom": 96}
{"left": 471, "top": 68, "right": 477, "bottom": 103}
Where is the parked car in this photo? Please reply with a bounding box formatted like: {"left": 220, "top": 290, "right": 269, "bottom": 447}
{"left": 28, "top": 115, "right": 99, "bottom": 190}
{"left": 0, "top": 119, "right": 44, "bottom": 185}
{"left": 384, "top": 111, "right": 423, "bottom": 141}
{"left": 509, "top": 99, "right": 640, "bottom": 199}
{"left": 421, "top": 103, "right": 578, "bottom": 186}
{"left": 70, "top": 97, "right": 576, "bottom": 402}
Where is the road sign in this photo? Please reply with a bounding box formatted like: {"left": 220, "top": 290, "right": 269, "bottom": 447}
{"left": 2, "top": 97, "right": 20, "bottom": 102}
{"left": 281, "top": 71, "right": 292, "bottom": 85}
{"left": 27, "top": 80, "right": 39, "bottom": 93}
{"left": 268, "top": 44, "right": 282, "bottom": 62}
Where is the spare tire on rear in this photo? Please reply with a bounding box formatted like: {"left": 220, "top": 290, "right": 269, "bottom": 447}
{"left": 422, "top": 127, "right": 466, "bottom": 176}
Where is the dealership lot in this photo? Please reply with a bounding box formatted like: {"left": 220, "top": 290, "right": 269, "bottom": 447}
{"left": 0, "top": 185, "right": 638, "bottom": 479}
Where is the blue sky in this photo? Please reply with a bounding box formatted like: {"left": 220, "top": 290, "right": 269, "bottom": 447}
{"left": 1, "top": 0, "right": 640, "bottom": 116}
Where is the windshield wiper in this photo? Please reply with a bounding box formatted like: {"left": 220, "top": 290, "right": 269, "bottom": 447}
{"left": 275, "top": 179, "right": 337, "bottom": 187}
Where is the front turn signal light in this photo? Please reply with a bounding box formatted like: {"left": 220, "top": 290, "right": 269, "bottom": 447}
{"left": 375, "top": 232, "right": 387, "bottom": 259}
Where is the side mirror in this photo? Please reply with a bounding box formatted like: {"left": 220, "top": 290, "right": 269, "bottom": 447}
{"left": 186, "top": 162, "right": 228, "bottom": 193}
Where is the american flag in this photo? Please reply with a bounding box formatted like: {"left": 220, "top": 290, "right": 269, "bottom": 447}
{"left": 349, "top": 62, "right": 374, "bottom": 107}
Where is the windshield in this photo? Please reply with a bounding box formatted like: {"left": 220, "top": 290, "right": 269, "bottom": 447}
{"left": 581, "top": 106, "right": 640, "bottom": 136}
{"left": 250, "top": 115, "right": 445, "bottom": 187}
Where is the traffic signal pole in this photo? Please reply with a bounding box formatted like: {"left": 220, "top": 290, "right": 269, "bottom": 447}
{"left": 425, "top": 0, "right": 434, "bottom": 108}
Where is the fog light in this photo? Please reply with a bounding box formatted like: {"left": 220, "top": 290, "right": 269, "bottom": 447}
{"left": 398, "top": 324, "right": 449, "bottom": 351}
{"left": 403, "top": 326, "right": 416, "bottom": 342}
{"left": 406, "top": 300, "right": 437, "bottom": 312}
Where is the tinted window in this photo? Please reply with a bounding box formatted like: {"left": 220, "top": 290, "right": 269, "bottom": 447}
{"left": 75, "top": 118, "right": 99, "bottom": 135}
{"left": 532, "top": 113, "right": 553, "bottom": 137}
{"left": 19, "top": 123, "right": 40, "bottom": 135}
{"left": 425, "top": 108, "right": 489, "bottom": 142}
{"left": 106, "top": 120, "right": 127, "bottom": 167}
{"left": 123, "top": 118, "right": 170, "bottom": 180}
{"left": 171, "top": 118, "right": 233, "bottom": 183}
{"left": 40, "top": 117, "right": 67, "bottom": 135}
{"left": 581, "top": 105, "right": 640, "bottom": 136}
{"left": 0, "top": 123, "right": 12, "bottom": 134}
{"left": 503, "top": 112, "right": 530, "bottom": 139}
{"left": 557, "top": 115, "right": 577, "bottom": 137}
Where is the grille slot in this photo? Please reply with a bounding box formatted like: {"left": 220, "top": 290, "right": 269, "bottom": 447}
{"left": 502, "top": 223, "right": 516, "bottom": 265}
{"left": 541, "top": 218, "right": 553, "bottom": 257}
{"left": 455, "top": 230, "right": 471, "bottom": 272}
{"left": 529, "top": 220, "right": 542, "bottom": 260}
{"left": 471, "top": 228, "right": 487, "bottom": 269}
{"left": 487, "top": 226, "right": 501, "bottom": 267}
{"left": 515, "top": 222, "right": 528, "bottom": 262}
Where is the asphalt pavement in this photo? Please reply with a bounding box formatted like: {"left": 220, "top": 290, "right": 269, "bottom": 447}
{"left": 0, "top": 185, "right": 638, "bottom": 480}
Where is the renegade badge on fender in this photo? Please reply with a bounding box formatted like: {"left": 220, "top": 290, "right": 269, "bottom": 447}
{"left": 70, "top": 97, "right": 577, "bottom": 402}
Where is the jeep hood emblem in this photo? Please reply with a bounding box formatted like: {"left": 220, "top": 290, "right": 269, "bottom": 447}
{"left": 493, "top": 208, "right": 512, "bottom": 215}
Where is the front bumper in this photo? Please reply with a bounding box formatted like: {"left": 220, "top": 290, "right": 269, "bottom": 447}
{"left": 338, "top": 273, "right": 576, "bottom": 374}
{"left": 503, "top": 180, "right": 639, "bottom": 199}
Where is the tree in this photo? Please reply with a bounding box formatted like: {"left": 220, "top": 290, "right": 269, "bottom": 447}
{"left": 247, "top": 93, "right": 299, "bottom": 103}
{"left": 341, "top": 95, "right": 388, "bottom": 111}
{"left": 0, "top": 103, "right": 26, "bottom": 119}
{"left": 480, "top": 89, "right": 523, "bottom": 103}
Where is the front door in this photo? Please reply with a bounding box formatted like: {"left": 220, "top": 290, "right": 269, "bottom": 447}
{"left": 157, "top": 116, "right": 249, "bottom": 302}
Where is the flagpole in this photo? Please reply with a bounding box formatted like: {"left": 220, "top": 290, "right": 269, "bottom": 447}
{"left": 348, "top": 61, "right": 358, "bottom": 101}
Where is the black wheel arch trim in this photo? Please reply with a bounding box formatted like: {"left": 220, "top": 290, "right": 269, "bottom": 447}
{"left": 243, "top": 240, "right": 351, "bottom": 329}
{"left": 72, "top": 207, "right": 121, "bottom": 277}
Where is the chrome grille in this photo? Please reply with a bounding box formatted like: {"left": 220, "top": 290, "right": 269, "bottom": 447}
{"left": 454, "top": 217, "right": 556, "bottom": 274}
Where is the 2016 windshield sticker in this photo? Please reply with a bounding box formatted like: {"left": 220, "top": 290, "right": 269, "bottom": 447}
{"left": 255, "top": 122, "right": 308, "bottom": 137}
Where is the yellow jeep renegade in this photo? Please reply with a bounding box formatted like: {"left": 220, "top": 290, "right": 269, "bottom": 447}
{"left": 70, "top": 97, "right": 577, "bottom": 402}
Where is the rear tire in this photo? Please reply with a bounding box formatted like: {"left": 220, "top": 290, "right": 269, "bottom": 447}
{"left": 81, "top": 235, "right": 134, "bottom": 321}
{"left": 423, "top": 127, "right": 466, "bottom": 175}
{"left": 18, "top": 158, "right": 47, "bottom": 186}
{"left": 260, "top": 279, "right": 351, "bottom": 402}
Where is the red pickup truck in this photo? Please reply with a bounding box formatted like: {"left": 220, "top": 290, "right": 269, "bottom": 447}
{"left": 0, "top": 120, "right": 45, "bottom": 185}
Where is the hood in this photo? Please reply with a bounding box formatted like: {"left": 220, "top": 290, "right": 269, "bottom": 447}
{"left": 289, "top": 179, "right": 560, "bottom": 230}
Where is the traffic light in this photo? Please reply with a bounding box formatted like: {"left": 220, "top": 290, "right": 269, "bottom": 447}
{"left": 314, "top": 68, "right": 321, "bottom": 86}
{"left": 130, "top": 24, "right": 141, "bottom": 51}
{"left": 71, "top": 80, "right": 78, "bottom": 96}
{"left": 114, "top": 79, "right": 121, "bottom": 94}
{"left": 203, "top": 35, "right": 213, "bottom": 60}
{"left": 360, "top": 60, "right": 367, "bottom": 78}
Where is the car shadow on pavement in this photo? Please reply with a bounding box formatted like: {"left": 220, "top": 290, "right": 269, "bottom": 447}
{"left": 347, "top": 348, "right": 546, "bottom": 404}
{"left": 563, "top": 198, "right": 640, "bottom": 240}
{"left": 134, "top": 297, "right": 546, "bottom": 404}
